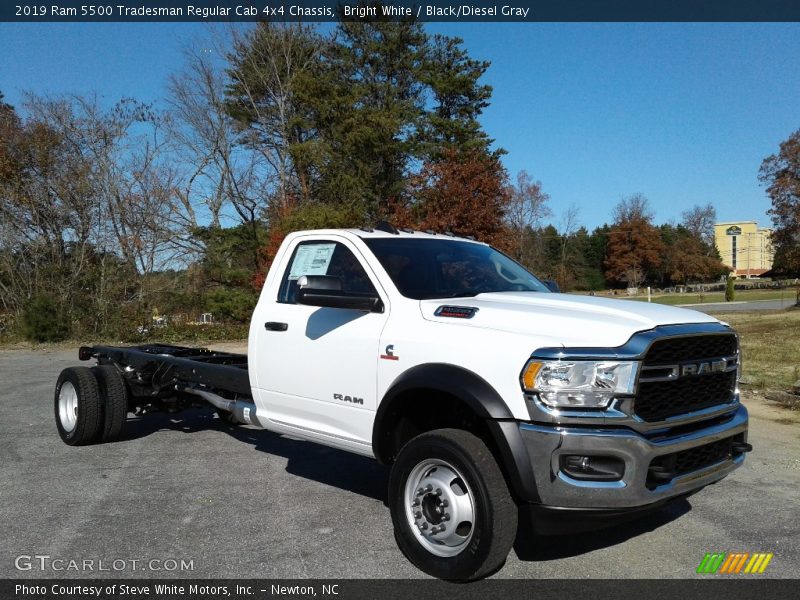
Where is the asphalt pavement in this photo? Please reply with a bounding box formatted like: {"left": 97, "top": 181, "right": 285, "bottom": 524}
{"left": 1, "top": 347, "right": 798, "bottom": 579}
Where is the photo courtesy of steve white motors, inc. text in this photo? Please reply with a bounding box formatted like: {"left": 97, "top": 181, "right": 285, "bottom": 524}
{"left": 15, "top": 583, "right": 338, "bottom": 597}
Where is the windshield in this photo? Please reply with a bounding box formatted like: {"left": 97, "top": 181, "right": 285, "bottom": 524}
{"left": 363, "top": 238, "right": 550, "bottom": 300}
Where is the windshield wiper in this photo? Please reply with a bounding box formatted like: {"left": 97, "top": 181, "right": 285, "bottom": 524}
{"left": 428, "top": 290, "right": 480, "bottom": 299}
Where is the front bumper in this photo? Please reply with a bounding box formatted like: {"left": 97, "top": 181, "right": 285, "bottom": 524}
{"left": 520, "top": 404, "right": 749, "bottom": 509}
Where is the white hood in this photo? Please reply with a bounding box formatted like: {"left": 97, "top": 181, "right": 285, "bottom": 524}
{"left": 419, "top": 292, "right": 718, "bottom": 349}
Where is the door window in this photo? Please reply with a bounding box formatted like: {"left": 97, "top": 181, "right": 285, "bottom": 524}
{"left": 278, "top": 241, "right": 378, "bottom": 304}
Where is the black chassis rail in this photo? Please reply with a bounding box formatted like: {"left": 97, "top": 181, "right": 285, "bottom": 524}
{"left": 80, "top": 343, "right": 251, "bottom": 398}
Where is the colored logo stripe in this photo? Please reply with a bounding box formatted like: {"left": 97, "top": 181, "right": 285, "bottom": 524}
{"left": 744, "top": 553, "right": 773, "bottom": 574}
{"left": 719, "top": 553, "right": 748, "bottom": 573}
{"left": 697, "top": 552, "right": 773, "bottom": 574}
{"left": 697, "top": 553, "right": 726, "bottom": 573}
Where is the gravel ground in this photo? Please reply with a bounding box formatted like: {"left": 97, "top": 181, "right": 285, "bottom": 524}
{"left": 1, "top": 346, "right": 798, "bottom": 579}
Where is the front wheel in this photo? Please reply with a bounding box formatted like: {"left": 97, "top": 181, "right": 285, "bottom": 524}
{"left": 388, "top": 429, "right": 518, "bottom": 580}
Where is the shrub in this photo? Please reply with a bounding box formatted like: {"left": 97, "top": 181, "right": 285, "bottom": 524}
{"left": 204, "top": 288, "right": 258, "bottom": 323}
{"left": 725, "top": 276, "right": 736, "bottom": 302}
{"left": 22, "top": 295, "right": 70, "bottom": 342}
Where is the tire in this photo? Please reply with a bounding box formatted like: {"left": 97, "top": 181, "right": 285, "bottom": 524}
{"left": 91, "top": 365, "right": 128, "bottom": 443}
{"left": 54, "top": 367, "right": 103, "bottom": 446}
{"left": 388, "top": 428, "right": 518, "bottom": 581}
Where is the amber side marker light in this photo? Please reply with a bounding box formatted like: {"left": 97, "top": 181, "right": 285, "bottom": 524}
{"left": 521, "top": 361, "right": 542, "bottom": 391}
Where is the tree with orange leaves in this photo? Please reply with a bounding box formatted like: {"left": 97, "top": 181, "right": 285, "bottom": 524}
{"left": 398, "top": 149, "right": 513, "bottom": 251}
{"left": 604, "top": 194, "right": 665, "bottom": 288}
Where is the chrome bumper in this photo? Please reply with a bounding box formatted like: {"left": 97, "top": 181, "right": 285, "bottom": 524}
{"left": 520, "top": 404, "right": 749, "bottom": 509}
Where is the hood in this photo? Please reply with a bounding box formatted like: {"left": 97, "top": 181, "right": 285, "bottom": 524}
{"left": 419, "top": 292, "right": 718, "bottom": 349}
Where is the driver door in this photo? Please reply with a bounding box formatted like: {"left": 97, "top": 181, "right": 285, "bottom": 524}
{"left": 251, "top": 237, "right": 389, "bottom": 450}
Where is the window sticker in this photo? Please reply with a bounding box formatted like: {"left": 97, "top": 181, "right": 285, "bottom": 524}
{"left": 288, "top": 243, "right": 336, "bottom": 280}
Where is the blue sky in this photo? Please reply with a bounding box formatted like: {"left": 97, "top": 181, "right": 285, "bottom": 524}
{"left": 1, "top": 22, "right": 798, "bottom": 230}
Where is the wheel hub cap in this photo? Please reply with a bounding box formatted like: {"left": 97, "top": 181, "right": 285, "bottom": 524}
{"left": 404, "top": 460, "right": 475, "bottom": 557}
{"left": 58, "top": 381, "right": 78, "bottom": 433}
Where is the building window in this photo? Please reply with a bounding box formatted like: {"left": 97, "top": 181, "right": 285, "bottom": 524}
{"left": 731, "top": 236, "right": 737, "bottom": 269}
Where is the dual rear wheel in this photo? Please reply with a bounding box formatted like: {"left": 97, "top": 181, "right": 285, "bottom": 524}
{"left": 55, "top": 366, "right": 128, "bottom": 445}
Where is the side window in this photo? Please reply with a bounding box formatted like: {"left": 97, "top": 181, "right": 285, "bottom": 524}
{"left": 278, "top": 241, "right": 378, "bottom": 304}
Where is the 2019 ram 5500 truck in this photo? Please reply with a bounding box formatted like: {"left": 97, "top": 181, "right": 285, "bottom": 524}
{"left": 54, "top": 225, "right": 751, "bottom": 580}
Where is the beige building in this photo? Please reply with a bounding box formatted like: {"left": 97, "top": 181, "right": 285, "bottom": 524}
{"left": 714, "top": 221, "right": 775, "bottom": 277}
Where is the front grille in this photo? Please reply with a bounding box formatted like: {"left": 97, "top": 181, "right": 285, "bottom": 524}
{"left": 647, "top": 435, "right": 742, "bottom": 489}
{"left": 643, "top": 334, "right": 737, "bottom": 365}
{"left": 634, "top": 334, "right": 738, "bottom": 422}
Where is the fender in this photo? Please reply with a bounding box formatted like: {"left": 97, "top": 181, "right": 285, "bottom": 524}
{"left": 373, "top": 363, "right": 540, "bottom": 502}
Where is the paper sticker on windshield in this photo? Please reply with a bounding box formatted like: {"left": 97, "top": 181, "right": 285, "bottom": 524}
{"left": 288, "top": 243, "right": 336, "bottom": 280}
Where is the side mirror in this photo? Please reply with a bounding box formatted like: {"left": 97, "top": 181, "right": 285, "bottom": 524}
{"left": 296, "top": 276, "right": 384, "bottom": 313}
{"left": 544, "top": 280, "right": 561, "bottom": 293}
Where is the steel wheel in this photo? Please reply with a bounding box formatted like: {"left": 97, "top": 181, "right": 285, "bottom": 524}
{"left": 54, "top": 367, "right": 102, "bottom": 446}
{"left": 390, "top": 429, "right": 518, "bottom": 580}
{"left": 404, "top": 459, "right": 476, "bottom": 557}
{"left": 58, "top": 381, "right": 79, "bottom": 433}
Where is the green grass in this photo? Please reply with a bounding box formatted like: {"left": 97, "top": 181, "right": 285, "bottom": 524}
{"left": 710, "top": 309, "right": 800, "bottom": 391}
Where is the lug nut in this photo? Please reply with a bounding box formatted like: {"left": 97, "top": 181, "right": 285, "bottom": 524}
{"left": 414, "top": 511, "right": 422, "bottom": 519}
{"left": 417, "top": 487, "right": 425, "bottom": 495}
{"left": 434, "top": 488, "right": 442, "bottom": 496}
{"left": 420, "top": 523, "right": 428, "bottom": 530}
{"left": 411, "top": 499, "right": 420, "bottom": 507}
{"left": 441, "top": 499, "right": 449, "bottom": 507}
{"left": 442, "top": 514, "right": 450, "bottom": 521}
{"left": 425, "top": 484, "right": 433, "bottom": 492}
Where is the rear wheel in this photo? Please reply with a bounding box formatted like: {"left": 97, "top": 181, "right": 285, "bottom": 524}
{"left": 54, "top": 367, "right": 102, "bottom": 446}
{"left": 388, "top": 428, "right": 517, "bottom": 581}
{"left": 92, "top": 365, "right": 128, "bottom": 442}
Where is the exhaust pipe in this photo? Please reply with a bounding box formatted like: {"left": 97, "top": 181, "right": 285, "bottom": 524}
{"left": 179, "top": 385, "right": 264, "bottom": 428}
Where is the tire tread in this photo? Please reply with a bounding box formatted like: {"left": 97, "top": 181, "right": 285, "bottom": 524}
{"left": 92, "top": 365, "right": 128, "bottom": 443}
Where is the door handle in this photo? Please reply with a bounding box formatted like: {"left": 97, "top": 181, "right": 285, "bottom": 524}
{"left": 265, "top": 321, "right": 288, "bottom": 332}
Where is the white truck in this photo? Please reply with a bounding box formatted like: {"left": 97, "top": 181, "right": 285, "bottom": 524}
{"left": 54, "top": 224, "right": 751, "bottom": 580}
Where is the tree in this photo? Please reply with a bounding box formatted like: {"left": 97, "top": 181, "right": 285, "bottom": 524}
{"left": 226, "top": 22, "right": 324, "bottom": 209}
{"left": 418, "top": 34, "right": 494, "bottom": 159}
{"left": 605, "top": 195, "right": 665, "bottom": 288}
{"left": 759, "top": 129, "right": 800, "bottom": 275}
{"left": 553, "top": 205, "right": 582, "bottom": 290}
{"left": 224, "top": 18, "right": 498, "bottom": 224}
{"left": 659, "top": 224, "right": 728, "bottom": 285}
{"left": 613, "top": 192, "right": 653, "bottom": 223}
{"left": 405, "top": 149, "right": 512, "bottom": 248}
{"left": 0, "top": 93, "right": 180, "bottom": 335}
{"left": 582, "top": 224, "right": 611, "bottom": 290}
{"left": 681, "top": 203, "right": 717, "bottom": 249}
{"left": 505, "top": 170, "right": 550, "bottom": 263}
{"left": 169, "top": 43, "right": 264, "bottom": 232}
{"left": 325, "top": 16, "right": 427, "bottom": 213}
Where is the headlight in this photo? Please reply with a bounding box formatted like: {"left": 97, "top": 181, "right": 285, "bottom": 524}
{"left": 520, "top": 360, "right": 640, "bottom": 408}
